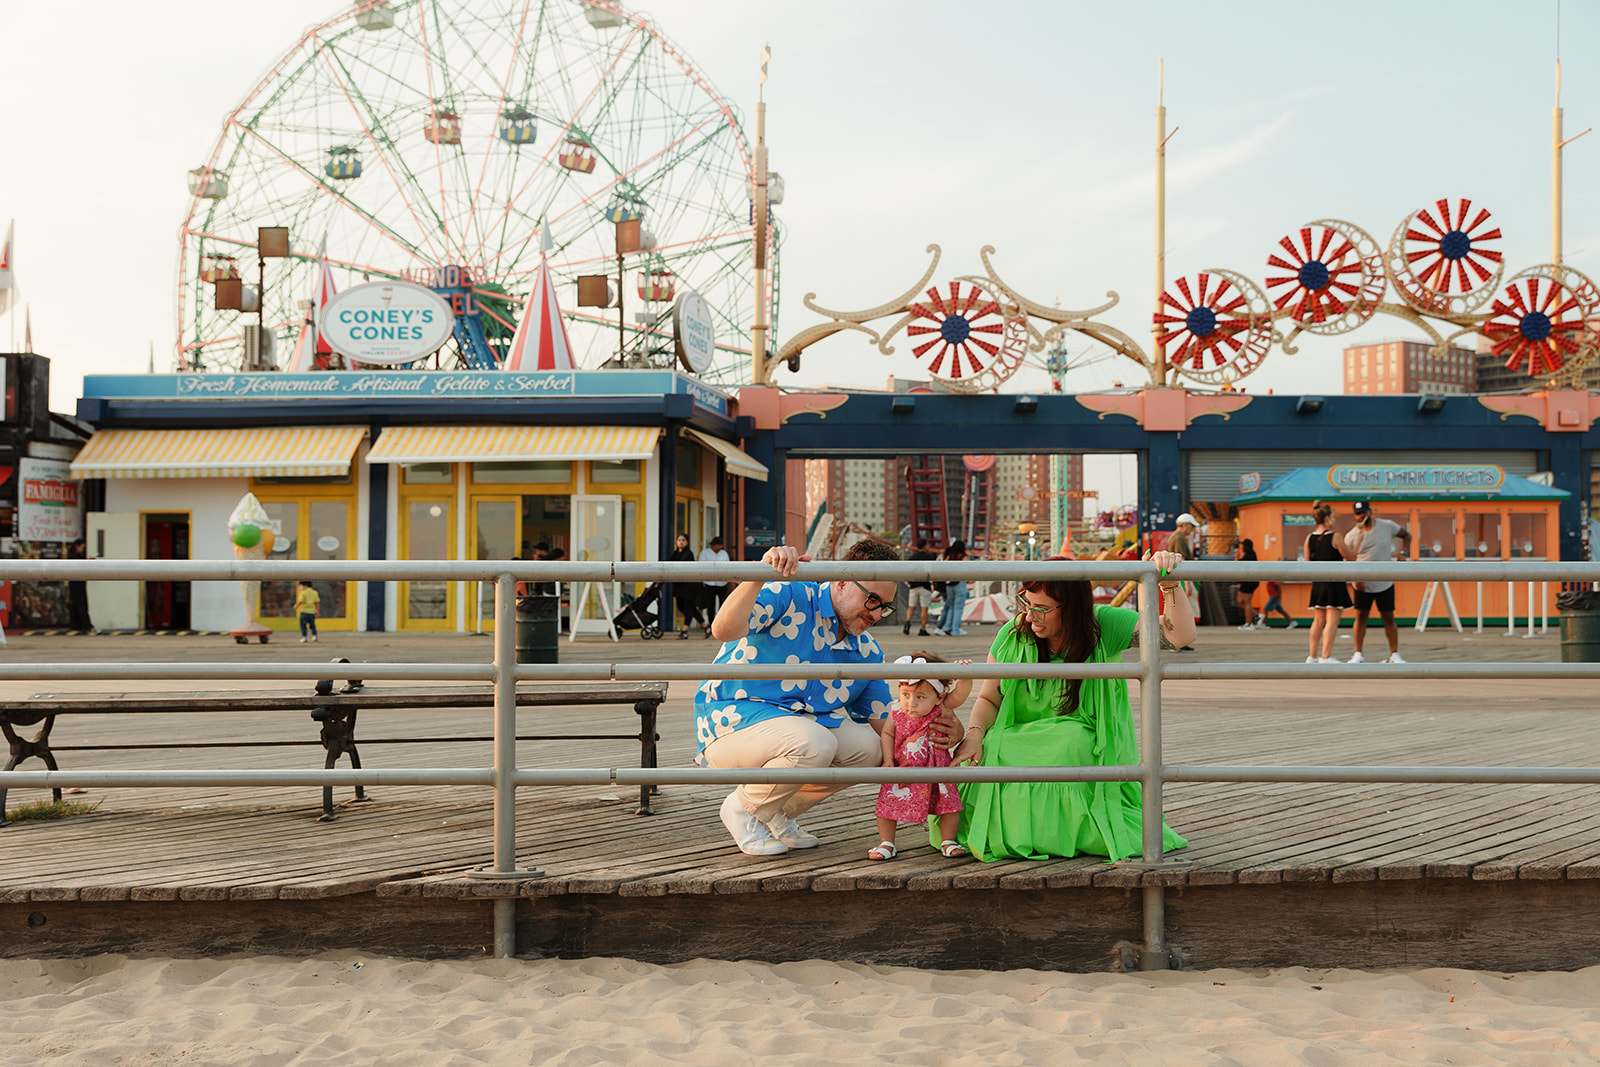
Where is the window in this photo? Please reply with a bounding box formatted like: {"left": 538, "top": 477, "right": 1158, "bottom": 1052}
{"left": 589, "top": 459, "right": 641, "bottom": 484}
{"left": 1509, "top": 513, "right": 1547, "bottom": 559}
{"left": 1418, "top": 512, "right": 1456, "bottom": 559}
{"left": 474, "top": 461, "right": 570, "bottom": 484}
{"left": 1464, "top": 513, "right": 1501, "bottom": 559}
{"left": 404, "top": 463, "right": 453, "bottom": 484}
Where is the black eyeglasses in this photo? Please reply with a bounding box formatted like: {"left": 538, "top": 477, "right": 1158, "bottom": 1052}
{"left": 851, "top": 581, "right": 895, "bottom": 618}
{"left": 1015, "top": 593, "right": 1059, "bottom": 618}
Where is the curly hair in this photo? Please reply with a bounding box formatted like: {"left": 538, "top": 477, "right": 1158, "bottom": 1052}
{"left": 842, "top": 538, "right": 900, "bottom": 564}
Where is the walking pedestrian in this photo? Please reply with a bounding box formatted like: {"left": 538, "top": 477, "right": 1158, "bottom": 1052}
{"left": 67, "top": 537, "right": 96, "bottom": 633}
{"left": 903, "top": 538, "right": 936, "bottom": 637}
{"left": 1255, "top": 580, "right": 1296, "bottom": 628}
{"left": 670, "top": 533, "right": 705, "bottom": 639}
{"left": 697, "top": 535, "right": 730, "bottom": 637}
{"left": 1235, "top": 538, "right": 1259, "bottom": 630}
{"left": 295, "top": 580, "right": 321, "bottom": 643}
{"left": 937, "top": 539, "right": 969, "bottom": 636}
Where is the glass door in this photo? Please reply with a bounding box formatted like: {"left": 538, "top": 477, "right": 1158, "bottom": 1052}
{"left": 471, "top": 497, "right": 519, "bottom": 632}
{"left": 570, "top": 494, "right": 621, "bottom": 635}
{"left": 402, "top": 498, "right": 454, "bottom": 630}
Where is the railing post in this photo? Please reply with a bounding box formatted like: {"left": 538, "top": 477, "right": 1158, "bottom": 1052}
{"left": 464, "top": 572, "right": 539, "bottom": 959}
{"left": 1137, "top": 568, "right": 1169, "bottom": 971}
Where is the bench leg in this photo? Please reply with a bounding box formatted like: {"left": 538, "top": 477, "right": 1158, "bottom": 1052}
{"left": 314, "top": 706, "right": 369, "bottom": 822}
{"left": 633, "top": 699, "right": 661, "bottom": 815}
{"left": 1, "top": 720, "right": 62, "bottom": 826}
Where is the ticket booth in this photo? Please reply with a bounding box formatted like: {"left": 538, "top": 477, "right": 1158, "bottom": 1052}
{"left": 1233, "top": 464, "right": 1567, "bottom": 625}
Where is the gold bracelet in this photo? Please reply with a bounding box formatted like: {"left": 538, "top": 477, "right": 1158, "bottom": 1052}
{"left": 1159, "top": 584, "right": 1180, "bottom": 594}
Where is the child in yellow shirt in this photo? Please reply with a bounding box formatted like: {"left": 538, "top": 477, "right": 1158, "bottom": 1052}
{"left": 295, "top": 580, "right": 320, "bottom": 643}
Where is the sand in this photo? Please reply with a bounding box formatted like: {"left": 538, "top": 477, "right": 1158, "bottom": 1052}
{"left": 3, "top": 955, "right": 1598, "bottom": 1065}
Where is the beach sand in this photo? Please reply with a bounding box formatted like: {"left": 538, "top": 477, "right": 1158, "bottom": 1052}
{"left": 4, "top": 955, "right": 1598, "bottom": 1065}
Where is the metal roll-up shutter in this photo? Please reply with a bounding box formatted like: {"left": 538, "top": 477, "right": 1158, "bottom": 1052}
{"left": 1186, "top": 450, "right": 1542, "bottom": 504}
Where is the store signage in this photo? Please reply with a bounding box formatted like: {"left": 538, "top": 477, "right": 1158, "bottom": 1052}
{"left": 320, "top": 280, "right": 456, "bottom": 365}
{"left": 1327, "top": 464, "right": 1505, "bottom": 494}
{"left": 672, "top": 290, "right": 716, "bottom": 374}
{"left": 18, "top": 457, "right": 83, "bottom": 542}
{"left": 86, "top": 371, "right": 730, "bottom": 416}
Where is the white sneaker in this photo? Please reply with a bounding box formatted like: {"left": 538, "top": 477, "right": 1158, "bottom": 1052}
{"left": 1318, "top": 657, "right": 1337, "bottom": 664}
{"left": 720, "top": 793, "right": 788, "bottom": 856}
{"left": 765, "top": 812, "right": 819, "bottom": 849}
{"left": 1287, "top": 620, "right": 1299, "bottom": 629}
{"left": 1237, "top": 623, "right": 1256, "bottom": 631}
{"left": 299, "top": 637, "right": 307, "bottom": 643}
{"left": 1386, "top": 653, "right": 1407, "bottom": 664}
{"left": 1253, "top": 615, "right": 1266, "bottom": 628}
{"left": 1305, "top": 655, "right": 1318, "bottom": 663}
{"left": 1348, "top": 651, "right": 1365, "bottom": 664}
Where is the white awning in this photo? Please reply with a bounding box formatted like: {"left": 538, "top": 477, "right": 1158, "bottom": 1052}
{"left": 367, "top": 424, "right": 658, "bottom": 464}
{"left": 684, "top": 428, "right": 768, "bottom": 482}
{"left": 70, "top": 426, "right": 366, "bottom": 479}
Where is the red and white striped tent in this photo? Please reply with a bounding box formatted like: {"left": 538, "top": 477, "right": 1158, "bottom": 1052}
{"left": 503, "top": 253, "right": 575, "bottom": 371}
{"left": 288, "top": 248, "right": 339, "bottom": 372}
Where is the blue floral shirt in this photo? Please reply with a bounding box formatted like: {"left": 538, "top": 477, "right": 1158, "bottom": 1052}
{"left": 694, "top": 580, "right": 893, "bottom": 765}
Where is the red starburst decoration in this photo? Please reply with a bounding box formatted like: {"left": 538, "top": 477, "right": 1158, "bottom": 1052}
{"left": 906, "top": 282, "right": 1004, "bottom": 379}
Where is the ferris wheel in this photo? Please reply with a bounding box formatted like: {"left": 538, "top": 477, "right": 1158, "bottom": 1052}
{"left": 177, "top": 0, "right": 772, "bottom": 382}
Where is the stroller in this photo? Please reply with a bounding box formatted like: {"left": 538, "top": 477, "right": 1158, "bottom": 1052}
{"left": 612, "top": 582, "right": 665, "bottom": 639}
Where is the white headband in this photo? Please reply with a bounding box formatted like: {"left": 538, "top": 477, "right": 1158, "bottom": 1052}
{"left": 893, "top": 655, "right": 947, "bottom": 694}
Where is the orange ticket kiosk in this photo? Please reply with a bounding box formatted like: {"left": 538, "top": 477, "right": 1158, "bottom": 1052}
{"left": 1232, "top": 464, "right": 1567, "bottom": 626}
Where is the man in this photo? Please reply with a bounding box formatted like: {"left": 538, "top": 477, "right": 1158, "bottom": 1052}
{"left": 67, "top": 537, "right": 95, "bottom": 633}
{"left": 697, "top": 539, "right": 963, "bottom": 856}
{"left": 903, "top": 538, "right": 936, "bottom": 637}
{"left": 1343, "top": 500, "right": 1412, "bottom": 664}
{"left": 697, "top": 535, "right": 731, "bottom": 637}
{"left": 1167, "top": 514, "right": 1200, "bottom": 649}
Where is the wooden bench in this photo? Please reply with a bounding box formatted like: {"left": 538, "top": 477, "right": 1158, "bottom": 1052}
{"left": 1, "top": 678, "right": 666, "bottom": 823}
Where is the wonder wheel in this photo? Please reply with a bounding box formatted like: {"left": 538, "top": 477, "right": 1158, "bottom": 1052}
{"left": 176, "top": 0, "right": 771, "bottom": 381}
{"left": 1153, "top": 269, "right": 1273, "bottom": 386}
{"left": 1481, "top": 267, "right": 1595, "bottom": 377}
{"left": 1263, "top": 219, "right": 1384, "bottom": 335}
{"left": 1386, "top": 198, "right": 1503, "bottom": 316}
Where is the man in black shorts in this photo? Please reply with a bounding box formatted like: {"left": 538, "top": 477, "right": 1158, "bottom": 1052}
{"left": 1342, "top": 501, "right": 1411, "bottom": 663}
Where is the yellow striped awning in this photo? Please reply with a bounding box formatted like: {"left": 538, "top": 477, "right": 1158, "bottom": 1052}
{"left": 684, "top": 428, "right": 769, "bottom": 482}
{"left": 366, "top": 425, "right": 659, "bottom": 464}
{"left": 70, "top": 426, "right": 366, "bottom": 479}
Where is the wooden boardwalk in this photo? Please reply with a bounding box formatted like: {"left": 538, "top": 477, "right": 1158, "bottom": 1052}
{"left": 3, "top": 624, "right": 1598, "bottom": 970}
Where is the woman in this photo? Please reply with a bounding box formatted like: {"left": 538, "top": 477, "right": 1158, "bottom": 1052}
{"left": 1235, "top": 538, "right": 1260, "bottom": 630}
{"left": 944, "top": 552, "right": 1194, "bottom": 862}
{"left": 1304, "top": 501, "right": 1352, "bottom": 663}
{"left": 937, "top": 539, "right": 969, "bottom": 637}
{"left": 669, "top": 533, "right": 706, "bottom": 639}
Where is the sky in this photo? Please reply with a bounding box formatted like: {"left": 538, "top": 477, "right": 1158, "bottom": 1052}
{"left": 1, "top": 0, "right": 1595, "bottom": 508}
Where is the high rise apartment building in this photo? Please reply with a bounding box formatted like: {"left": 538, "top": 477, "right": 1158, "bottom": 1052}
{"left": 1343, "top": 340, "right": 1476, "bottom": 395}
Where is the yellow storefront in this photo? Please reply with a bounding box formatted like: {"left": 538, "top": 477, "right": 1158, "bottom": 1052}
{"left": 371, "top": 426, "right": 657, "bottom": 633}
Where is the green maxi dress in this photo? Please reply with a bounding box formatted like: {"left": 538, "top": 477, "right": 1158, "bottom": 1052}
{"left": 939, "top": 606, "right": 1187, "bottom": 862}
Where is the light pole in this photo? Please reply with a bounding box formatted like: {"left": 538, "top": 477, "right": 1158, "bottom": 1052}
{"left": 256, "top": 226, "right": 289, "bottom": 369}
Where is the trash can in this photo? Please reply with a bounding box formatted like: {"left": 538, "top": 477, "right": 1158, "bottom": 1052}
{"left": 515, "top": 594, "right": 560, "bottom": 664}
{"left": 1557, "top": 590, "right": 1600, "bottom": 663}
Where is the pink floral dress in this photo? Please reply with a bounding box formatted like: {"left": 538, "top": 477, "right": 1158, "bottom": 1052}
{"left": 875, "top": 704, "right": 963, "bottom": 823}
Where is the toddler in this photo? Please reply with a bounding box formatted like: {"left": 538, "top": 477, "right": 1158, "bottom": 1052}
{"left": 869, "top": 651, "right": 972, "bottom": 860}
{"left": 295, "top": 580, "right": 321, "bottom": 643}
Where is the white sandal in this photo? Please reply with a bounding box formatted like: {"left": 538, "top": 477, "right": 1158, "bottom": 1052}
{"left": 940, "top": 840, "right": 970, "bottom": 858}
{"left": 867, "top": 841, "right": 897, "bottom": 861}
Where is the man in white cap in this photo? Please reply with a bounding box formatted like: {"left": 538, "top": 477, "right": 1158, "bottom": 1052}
{"left": 1166, "top": 513, "right": 1200, "bottom": 649}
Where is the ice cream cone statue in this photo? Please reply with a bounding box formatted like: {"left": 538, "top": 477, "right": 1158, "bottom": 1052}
{"left": 228, "top": 493, "right": 276, "bottom": 643}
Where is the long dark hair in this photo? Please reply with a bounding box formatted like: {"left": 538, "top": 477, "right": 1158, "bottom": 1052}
{"left": 1017, "top": 556, "right": 1099, "bottom": 716}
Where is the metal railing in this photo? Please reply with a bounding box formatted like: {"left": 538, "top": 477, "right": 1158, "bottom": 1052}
{"left": 3, "top": 557, "right": 1599, "bottom": 965}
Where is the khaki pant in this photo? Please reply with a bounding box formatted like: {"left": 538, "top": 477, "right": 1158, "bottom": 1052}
{"left": 701, "top": 715, "right": 882, "bottom": 822}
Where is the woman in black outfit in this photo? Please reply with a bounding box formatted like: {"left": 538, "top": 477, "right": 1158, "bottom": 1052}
{"left": 1304, "top": 501, "right": 1352, "bottom": 662}
{"left": 1235, "top": 538, "right": 1260, "bottom": 630}
{"left": 670, "top": 533, "right": 705, "bottom": 639}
